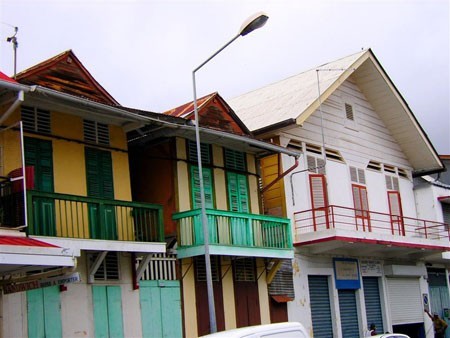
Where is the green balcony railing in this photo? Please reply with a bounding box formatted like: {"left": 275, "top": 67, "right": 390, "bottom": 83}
{"left": 26, "top": 190, "right": 164, "bottom": 242}
{"left": 173, "top": 208, "right": 292, "bottom": 250}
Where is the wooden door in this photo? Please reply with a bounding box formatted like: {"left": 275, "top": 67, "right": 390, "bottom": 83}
{"left": 388, "top": 191, "right": 404, "bottom": 235}
{"left": 27, "top": 286, "right": 62, "bottom": 338}
{"left": 140, "top": 280, "right": 182, "bottom": 338}
{"left": 233, "top": 258, "right": 261, "bottom": 328}
{"left": 92, "top": 285, "right": 124, "bottom": 338}
{"left": 194, "top": 256, "right": 225, "bottom": 336}
{"left": 309, "top": 174, "right": 329, "bottom": 230}
{"left": 352, "top": 184, "right": 370, "bottom": 231}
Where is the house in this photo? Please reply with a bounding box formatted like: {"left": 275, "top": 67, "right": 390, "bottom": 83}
{"left": 0, "top": 50, "right": 176, "bottom": 337}
{"left": 229, "top": 48, "right": 448, "bottom": 338}
{"left": 127, "top": 92, "right": 301, "bottom": 337}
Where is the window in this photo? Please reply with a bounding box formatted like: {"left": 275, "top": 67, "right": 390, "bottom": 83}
{"left": 309, "top": 174, "right": 329, "bottom": 230}
{"left": 385, "top": 175, "right": 399, "bottom": 191}
{"left": 88, "top": 252, "right": 120, "bottom": 281}
{"left": 187, "top": 140, "right": 211, "bottom": 165}
{"left": 21, "top": 106, "right": 51, "bottom": 134}
{"left": 352, "top": 184, "right": 370, "bottom": 231}
{"left": 307, "top": 155, "right": 326, "bottom": 174}
{"left": 350, "top": 166, "right": 366, "bottom": 184}
{"left": 224, "top": 149, "right": 246, "bottom": 171}
{"left": 233, "top": 258, "right": 256, "bottom": 282}
{"left": 367, "top": 160, "right": 382, "bottom": 172}
{"left": 195, "top": 256, "right": 220, "bottom": 282}
{"left": 83, "top": 120, "right": 110, "bottom": 145}
{"left": 325, "top": 148, "right": 344, "bottom": 163}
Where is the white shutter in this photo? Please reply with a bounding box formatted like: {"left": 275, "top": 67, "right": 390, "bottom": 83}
{"left": 387, "top": 278, "right": 423, "bottom": 325}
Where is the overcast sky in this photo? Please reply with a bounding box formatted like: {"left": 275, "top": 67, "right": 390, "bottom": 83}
{"left": 1, "top": 0, "right": 449, "bottom": 153}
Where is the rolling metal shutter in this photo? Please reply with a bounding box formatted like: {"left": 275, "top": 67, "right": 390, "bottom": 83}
{"left": 387, "top": 278, "right": 423, "bottom": 324}
{"left": 363, "top": 277, "right": 384, "bottom": 333}
{"left": 338, "top": 289, "right": 360, "bottom": 338}
{"left": 308, "top": 275, "right": 333, "bottom": 338}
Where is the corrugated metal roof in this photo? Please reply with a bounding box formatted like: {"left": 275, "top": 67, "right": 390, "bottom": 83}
{"left": 229, "top": 50, "right": 367, "bottom": 132}
{"left": 0, "top": 235, "right": 58, "bottom": 247}
{"left": 0, "top": 71, "right": 16, "bottom": 83}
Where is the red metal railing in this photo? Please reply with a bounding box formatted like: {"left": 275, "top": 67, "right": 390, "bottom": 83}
{"left": 294, "top": 205, "right": 450, "bottom": 241}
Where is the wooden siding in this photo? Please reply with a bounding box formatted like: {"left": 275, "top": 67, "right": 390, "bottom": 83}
{"left": 283, "top": 78, "right": 412, "bottom": 170}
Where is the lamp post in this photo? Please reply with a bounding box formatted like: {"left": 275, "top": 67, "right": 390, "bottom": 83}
{"left": 192, "top": 11, "right": 269, "bottom": 333}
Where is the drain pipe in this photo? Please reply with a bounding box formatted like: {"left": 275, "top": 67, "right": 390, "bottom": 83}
{"left": 261, "top": 155, "right": 299, "bottom": 193}
{"left": 0, "top": 90, "right": 24, "bottom": 125}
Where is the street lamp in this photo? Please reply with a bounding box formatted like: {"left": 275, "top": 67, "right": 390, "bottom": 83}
{"left": 192, "top": 11, "right": 269, "bottom": 334}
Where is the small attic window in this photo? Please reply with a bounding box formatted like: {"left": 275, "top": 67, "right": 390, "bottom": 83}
{"left": 325, "top": 148, "right": 344, "bottom": 162}
{"left": 398, "top": 168, "right": 409, "bottom": 179}
{"left": 345, "top": 103, "right": 354, "bottom": 121}
{"left": 383, "top": 164, "right": 396, "bottom": 174}
{"left": 287, "top": 139, "right": 303, "bottom": 152}
{"left": 305, "top": 143, "right": 322, "bottom": 155}
{"left": 367, "top": 160, "right": 382, "bottom": 172}
{"left": 21, "top": 106, "right": 51, "bottom": 134}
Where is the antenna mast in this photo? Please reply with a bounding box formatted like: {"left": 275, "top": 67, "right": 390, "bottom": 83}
{"left": 6, "top": 26, "right": 18, "bottom": 79}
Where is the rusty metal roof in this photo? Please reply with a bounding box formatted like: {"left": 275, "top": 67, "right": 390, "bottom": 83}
{"left": 15, "top": 50, "right": 119, "bottom": 106}
{"left": 163, "top": 92, "right": 251, "bottom": 136}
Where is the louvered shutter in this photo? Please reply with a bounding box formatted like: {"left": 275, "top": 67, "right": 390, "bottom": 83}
{"left": 224, "top": 149, "right": 246, "bottom": 171}
{"left": 85, "top": 148, "right": 114, "bottom": 199}
{"left": 387, "top": 278, "right": 423, "bottom": 325}
{"left": 25, "top": 137, "right": 54, "bottom": 192}
{"left": 191, "top": 166, "right": 214, "bottom": 208}
{"left": 309, "top": 174, "right": 329, "bottom": 230}
{"left": 227, "top": 172, "right": 249, "bottom": 213}
{"left": 388, "top": 191, "right": 404, "bottom": 235}
{"left": 187, "top": 140, "right": 211, "bottom": 165}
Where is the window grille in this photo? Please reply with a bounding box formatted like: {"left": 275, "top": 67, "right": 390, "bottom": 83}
{"left": 305, "top": 143, "right": 322, "bottom": 155}
{"left": 383, "top": 164, "right": 396, "bottom": 174}
{"left": 187, "top": 140, "right": 211, "bottom": 165}
{"left": 88, "top": 252, "right": 120, "bottom": 281}
{"left": 195, "top": 256, "right": 220, "bottom": 282}
{"left": 325, "top": 148, "right": 344, "bottom": 162}
{"left": 367, "top": 160, "right": 382, "bottom": 171}
{"left": 137, "top": 253, "right": 177, "bottom": 281}
{"left": 233, "top": 258, "right": 256, "bottom": 282}
{"left": 21, "top": 106, "right": 51, "bottom": 134}
{"left": 83, "top": 120, "right": 110, "bottom": 145}
{"left": 224, "top": 149, "right": 246, "bottom": 171}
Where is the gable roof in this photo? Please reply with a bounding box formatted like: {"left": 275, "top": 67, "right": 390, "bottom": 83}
{"left": 0, "top": 71, "right": 16, "bottom": 83}
{"left": 15, "top": 50, "right": 119, "bottom": 105}
{"left": 163, "top": 92, "right": 251, "bottom": 135}
{"left": 229, "top": 48, "right": 443, "bottom": 175}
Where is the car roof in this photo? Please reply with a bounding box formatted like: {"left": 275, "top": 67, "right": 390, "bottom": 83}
{"left": 371, "top": 334, "right": 410, "bottom": 338}
{"left": 200, "top": 322, "right": 306, "bottom": 337}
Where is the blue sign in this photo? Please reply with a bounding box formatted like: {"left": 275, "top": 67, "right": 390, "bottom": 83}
{"left": 333, "top": 258, "right": 361, "bottom": 289}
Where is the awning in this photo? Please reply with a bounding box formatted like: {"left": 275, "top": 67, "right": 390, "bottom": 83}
{"left": 0, "top": 234, "right": 77, "bottom": 276}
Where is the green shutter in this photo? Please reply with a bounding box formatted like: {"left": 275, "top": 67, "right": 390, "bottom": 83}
{"left": 24, "top": 137, "right": 54, "bottom": 192}
{"left": 191, "top": 166, "right": 214, "bottom": 209}
{"left": 85, "top": 148, "right": 116, "bottom": 240}
{"left": 85, "top": 148, "right": 114, "bottom": 199}
{"left": 226, "top": 172, "right": 249, "bottom": 213}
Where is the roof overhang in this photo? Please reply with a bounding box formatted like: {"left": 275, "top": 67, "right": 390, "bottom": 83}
{"left": 0, "top": 234, "right": 77, "bottom": 277}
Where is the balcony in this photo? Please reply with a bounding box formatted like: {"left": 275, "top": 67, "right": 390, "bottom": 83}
{"left": 0, "top": 180, "right": 165, "bottom": 244}
{"left": 173, "top": 208, "right": 293, "bottom": 259}
{"left": 294, "top": 205, "right": 450, "bottom": 261}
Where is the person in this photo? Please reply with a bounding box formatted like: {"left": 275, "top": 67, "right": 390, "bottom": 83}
{"left": 425, "top": 309, "right": 448, "bottom": 338}
{"left": 369, "top": 323, "right": 377, "bottom": 336}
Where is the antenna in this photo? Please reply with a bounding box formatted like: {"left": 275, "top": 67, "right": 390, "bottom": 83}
{"left": 6, "top": 26, "right": 19, "bottom": 79}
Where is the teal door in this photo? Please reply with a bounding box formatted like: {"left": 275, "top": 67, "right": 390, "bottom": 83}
{"left": 227, "top": 172, "right": 250, "bottom": 245}
{"left": 92, "top": 286, "right": 124, "bottom": 338}
{"left": 139, "top": 280, "right": 182, "bottom": 338}
{"left": 85, "top": 148, "right": 117, "bottom": 240}
{"left": 27, "top": 286, "right": 62, "bottom": 338}
{"left": 25, "top": 137, "right": 56, "bottom": 236}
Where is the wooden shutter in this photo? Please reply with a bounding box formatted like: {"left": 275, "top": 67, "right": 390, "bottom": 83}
{"left": 309, "top": 174, "right": 329, "bottom": 230}
{"left": 27, "top": 287, "right": 62, "bottom": 338}
{"left": 227, "top": 172, "right": 249, "bottom": 213}
{"left": 24, "top": 137, "right": 54, "bottom": 192}
{"left": 388, "top": 191, "right": 404, "bottom": 235}
{"left": 224, "top": 149, "right": 246, "bottom": 171}
{"left": 191, "top": 166, "right": 214, "bottom": 208}
{"left": 352, "top": 184, "right": 370, "bottom": 231}
{"left": 92, "top": 286, "right": 124, "bottom": 338}
{"left": 85, "top": 147, "right": 114, "bottom": 199}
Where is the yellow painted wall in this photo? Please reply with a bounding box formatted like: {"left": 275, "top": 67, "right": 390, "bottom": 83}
{"left": 181, "top": 258, "right": 198, "bottom": 338}
{"left": 257, "top": 257, "right": 271, "bottom": 324}
{"left": 221, "top": 256, "right": 237, "bottom": 329}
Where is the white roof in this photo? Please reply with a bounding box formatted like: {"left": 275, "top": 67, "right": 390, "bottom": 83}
{"left": 229, "top": 49, "right": 366, "bottom": 132}
{"left": 229, "top": 49, "right": 443, "bottom": 174}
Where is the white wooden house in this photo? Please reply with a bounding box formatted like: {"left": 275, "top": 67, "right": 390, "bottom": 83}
{"left": 230, "top": 49, "right": 448, "bottom": 338}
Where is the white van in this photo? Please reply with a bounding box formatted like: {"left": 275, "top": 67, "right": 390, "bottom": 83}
{"left": 200, "top": 322, "right": 309, "bottom": 338}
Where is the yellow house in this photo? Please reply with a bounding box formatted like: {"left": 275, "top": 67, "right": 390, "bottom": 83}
{"left": 128, "top": 92, "right": 300, "bottom": 337}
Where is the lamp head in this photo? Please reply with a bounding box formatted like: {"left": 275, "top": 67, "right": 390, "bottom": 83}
{"left": 239, "top": 11, "right": 269, "bottom": 36}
